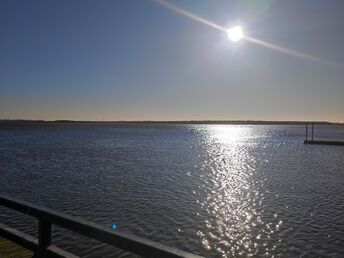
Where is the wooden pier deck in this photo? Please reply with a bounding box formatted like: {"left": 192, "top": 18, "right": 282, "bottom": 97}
{"left": 304, "top": 140, "right": 344, "bottom": 146}
{"left": 0, "top": 237, "right": 32, "bottom": 258}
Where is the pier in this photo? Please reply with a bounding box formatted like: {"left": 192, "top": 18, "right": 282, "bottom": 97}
{"left": 0, "top": 194, "right": 203, "bottom": 258}
{"left": 304, "top": 123, "right": 344, "bottom": 146}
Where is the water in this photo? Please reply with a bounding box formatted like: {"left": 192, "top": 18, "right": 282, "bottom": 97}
{"left": 1, "top": 124, "right": 344, "bottom": 257}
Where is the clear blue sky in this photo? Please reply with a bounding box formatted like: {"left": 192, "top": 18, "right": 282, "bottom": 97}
{"left": 1, "top": 0, "right": 344, "bottom": 122}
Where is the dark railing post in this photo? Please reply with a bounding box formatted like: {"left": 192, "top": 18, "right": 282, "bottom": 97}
{"left": 38, "top": 219, "right": 51, "bottom": 249}
{"left": 312, "top": 123, "right": 314, "bottom": 141}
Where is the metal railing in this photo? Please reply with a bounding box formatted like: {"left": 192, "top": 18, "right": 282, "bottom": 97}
{"left": 0, "top": 194, "right": 203, "bottom": 258}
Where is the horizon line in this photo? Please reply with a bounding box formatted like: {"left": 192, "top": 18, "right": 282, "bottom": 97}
{"left": 0, "top": 119, "right": 343, "bottom": 125}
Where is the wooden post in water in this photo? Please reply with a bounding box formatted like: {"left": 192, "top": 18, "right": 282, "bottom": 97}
{"left": 306, "top": 123, "right": 308, "bottom": 141}
{"left": 312, "top": 123, "right": 314, "bottom": 141}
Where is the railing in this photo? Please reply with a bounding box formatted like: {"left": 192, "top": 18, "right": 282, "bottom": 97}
{"left": 0, "top": 194, "right": 203, "bottom": 258}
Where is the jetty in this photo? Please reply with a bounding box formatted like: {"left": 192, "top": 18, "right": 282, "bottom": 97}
{"left": 0, "top": 194, "right": 203, "bottom": 258}
{"left": 304, "top": 123, "right": 344, "bottom": 146}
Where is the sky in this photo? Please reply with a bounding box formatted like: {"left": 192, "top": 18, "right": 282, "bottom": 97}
{"left": 1, "top": 0, "right": 344, "bottom": 122}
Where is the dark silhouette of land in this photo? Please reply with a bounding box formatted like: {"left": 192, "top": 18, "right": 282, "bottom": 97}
{"left": 0, "top": 119, "right": 343, "bottom": 126}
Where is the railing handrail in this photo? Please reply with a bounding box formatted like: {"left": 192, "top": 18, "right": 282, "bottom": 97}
{"left": 0, "top": 194, "right": 203, "bottom": 258}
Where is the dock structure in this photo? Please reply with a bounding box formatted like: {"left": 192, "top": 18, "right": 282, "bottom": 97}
{"left": 304, "top": 123, "right": 344, "bottom": 146}
{"left": 0, "top": 194, "right": 203, "bottom": 258}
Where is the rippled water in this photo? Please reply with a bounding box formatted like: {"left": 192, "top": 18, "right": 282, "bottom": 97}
{"left": 1, "top": 124, "right": 344, "bottom": 257}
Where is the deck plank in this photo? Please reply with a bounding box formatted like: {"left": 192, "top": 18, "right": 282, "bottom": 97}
{"left": 0, "top": 237, "right": 32, "bottom": 258}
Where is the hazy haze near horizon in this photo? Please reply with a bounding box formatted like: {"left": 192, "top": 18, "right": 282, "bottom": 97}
{"left": 1, "top": 0, "right": 344, "bottom": 122}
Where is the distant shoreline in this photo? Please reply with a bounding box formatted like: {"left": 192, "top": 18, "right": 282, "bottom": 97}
{"left": 0, "top": 119, "right": 343, "bottom": 126}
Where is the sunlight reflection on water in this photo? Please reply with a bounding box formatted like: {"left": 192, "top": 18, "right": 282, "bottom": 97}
{"left": 196, "top": 126, "right": 281, "bottom": 257}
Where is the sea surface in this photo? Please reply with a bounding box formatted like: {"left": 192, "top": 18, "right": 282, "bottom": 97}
{"left": 1, "top": 123, "right": 344, "bottom": 258}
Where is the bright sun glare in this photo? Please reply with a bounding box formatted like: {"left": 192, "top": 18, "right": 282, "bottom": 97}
{"left": 227, "top": 26, "right": 244, "bottom": 42}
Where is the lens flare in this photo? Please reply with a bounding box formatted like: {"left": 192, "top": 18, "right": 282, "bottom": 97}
{"left": 152, "top": 0, "right": 339, "bottom": 68}
{"left": 245, "top": 36, "right": 339, "bottom": 67}
{"left": 152, "top": 0, "right": 226, "bottom": 32}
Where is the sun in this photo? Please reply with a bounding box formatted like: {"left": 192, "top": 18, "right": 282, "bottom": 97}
{"left": 227, "top": 26, "right": 244, "bottom": 42}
